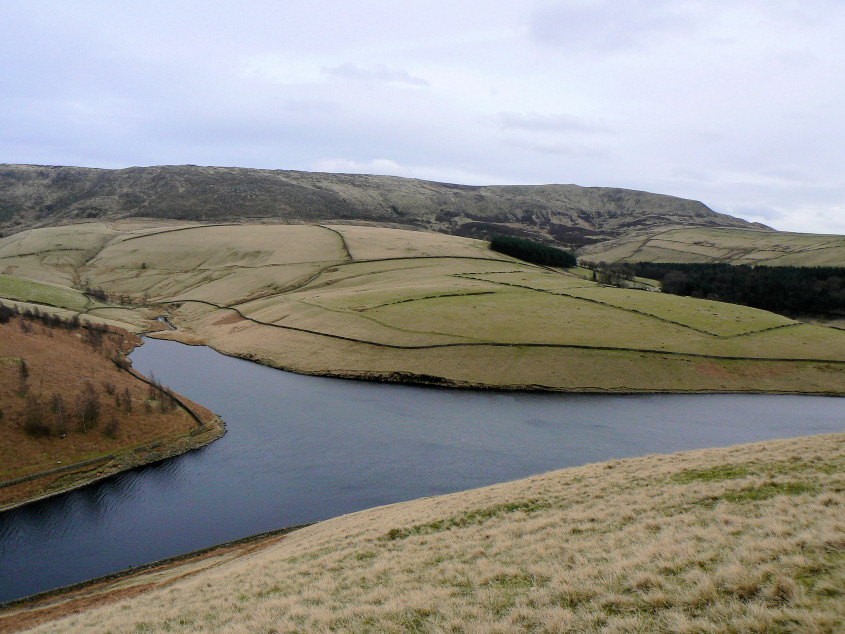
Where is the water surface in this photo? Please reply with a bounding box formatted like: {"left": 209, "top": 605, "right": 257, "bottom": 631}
{"left": 1, "top": 338, "right": 842, "bottom": 603}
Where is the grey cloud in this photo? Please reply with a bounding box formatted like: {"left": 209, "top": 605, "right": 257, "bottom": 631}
{"left": 730, "top": 205, "right": 784, "bottom": 221}
{"left": 321, "top": 63, "right": 429, "bottom": 87}
{"left": 504, "top": 138, "right": 610, "bottom": 158}
{"left": 529, "top": 1, "right": 698, "bottom": 52}
{"left": 758, "top": 168, "right": 816, "bottom": 186}
{"left": 497, "top": 112, "right": 610, "bottom": 134}
{"left": 670, "top": 168, "right": 713, "bottom": 183}
{"left": 281, "top": 100, "right": 340, "bottom": 115}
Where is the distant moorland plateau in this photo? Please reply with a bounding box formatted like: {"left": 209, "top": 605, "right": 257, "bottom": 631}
{"left": 4, "top": 163, "right": 845, "bottom": 268}
{"left": 0, "top": 163, "right": 768, "bottom": 246}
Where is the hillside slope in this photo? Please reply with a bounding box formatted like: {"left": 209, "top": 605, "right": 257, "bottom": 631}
{"left": 1, "top": 221, "right": 844, "bottom": 395}
{"left": 581, "top": 226, "right": 845, "bottom": 266}
{"left": 5, "top": 433, "right": 842, "bottom": 633}
{"left": 0, "top": 164, "right": 767, "bottom": 247}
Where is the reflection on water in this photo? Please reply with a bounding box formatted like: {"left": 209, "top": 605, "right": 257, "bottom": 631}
{"left": 1, "top": 338, "right": 843, "bottom": 603}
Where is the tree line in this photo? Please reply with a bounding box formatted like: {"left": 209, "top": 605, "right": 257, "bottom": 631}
{"left": 579, "top": 261, "right": 637, "bottom": 287}
{"left": 489, "top": 236, "right": 577, "bottom": 268}
{"left": 1, "top": 302, "right": 83, "bottom": 331}
{"left": 622, "top": 262, "right": 845, "bottom": 316}
{"left": 0, "top": 302, "right": 116, "bottom": 349}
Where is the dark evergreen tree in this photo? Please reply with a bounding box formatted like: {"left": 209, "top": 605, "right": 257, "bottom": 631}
{"left": 490, "top": 236, "right": 577, "bottom": 267}
{"left": 627, "top": 262, "right": 845, "bottom": 316}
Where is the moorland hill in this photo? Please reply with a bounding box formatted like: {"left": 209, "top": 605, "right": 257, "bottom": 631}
{"left": 580, "top": 226, "right": 845, "bottom": 267}
{"left": 0, "top": 164, "right": 768, "bottom": 247}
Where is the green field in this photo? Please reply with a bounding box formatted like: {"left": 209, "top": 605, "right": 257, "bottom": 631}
{"left": 0, "top": 274, "right": 93, "bottom": 312}
{"left": 1, "top": 221, "right": 844, "bottom": 394}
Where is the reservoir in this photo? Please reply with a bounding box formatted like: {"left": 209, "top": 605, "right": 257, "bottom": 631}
{"left": 1, "top": 338, "right": 843, "bottom": 603}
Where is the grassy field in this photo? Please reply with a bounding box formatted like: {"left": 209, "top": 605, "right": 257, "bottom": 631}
{"left": 1, "top": 221, "right": 845, "bottom": 394}
{"left": 578, "top": 226, "right": 845, "bottom": 266}
{"left": 7, "top": 432, "right": 843, "bottom": 632}
{"left": 0, "top": 223, "right": 119, "bottom": 287}
{"left": 0, "top": 274, "right": 94, "bottom": 312}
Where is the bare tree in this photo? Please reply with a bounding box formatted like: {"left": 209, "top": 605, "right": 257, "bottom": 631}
{"left": 18, "top": 358, "right": 29, "bottom": 396}
{"left": 83, "top": 323, "right": 104, "bottom": 350}
{"left": 51, "top": 393, "right": 67, "bottom": 438}
{"left": 77, "top": 381, "right": 100, "bottom": 433}
{"left": 104, "top": 416, "right": 119, "bottom": 439}
{"left": 24, "top": 395, "right": 50, "bottom": 437}
{"left": 122, "top": 386, "right": 132, "bottom": 413}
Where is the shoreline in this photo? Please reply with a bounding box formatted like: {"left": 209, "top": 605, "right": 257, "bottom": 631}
{"left": 0, "top": 332, "right": 227, "bottom": 512}
{"left": 0, "top": 522, "right": 307, "bottom": 631}
{"left": 148, "top": 331, "right": 845, "bottom": 398}
{"left": 0, "top": 415, "right": 225, "bottom": 513}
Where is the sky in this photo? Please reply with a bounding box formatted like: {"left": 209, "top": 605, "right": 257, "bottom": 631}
{"left": 2, "top": 1, "right": 844, "bottom": 234}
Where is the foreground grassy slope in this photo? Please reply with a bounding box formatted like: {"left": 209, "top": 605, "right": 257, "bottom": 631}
{"left": 8, "top": 433, "right": 843, "bottom": 632}
{"left": 1, "top": 221, "right": 845, "bottom": 394}
{"left": 579, "top": 226, "right": 845, "bottom": 266}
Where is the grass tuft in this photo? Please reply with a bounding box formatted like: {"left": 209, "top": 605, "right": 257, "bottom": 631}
{"left": 720, "top": 480, "right": 818, "bottom": 503}
{"left": 382, "top": 499, "right": 551, "bottom": 541}
{"left": 671, "top": 463, "right": 751, "bottom": 484}
{"left": 7, "top": 433, "right": 844, "bottom": 634}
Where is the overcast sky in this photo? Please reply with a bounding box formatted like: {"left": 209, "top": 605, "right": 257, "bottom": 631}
{"left": 2, "top": 1, "right": 844, "bottom": 234}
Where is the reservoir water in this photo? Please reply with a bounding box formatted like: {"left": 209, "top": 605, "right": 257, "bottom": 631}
{"left": 1, "top": 338, "right": 842, "bottom": 603}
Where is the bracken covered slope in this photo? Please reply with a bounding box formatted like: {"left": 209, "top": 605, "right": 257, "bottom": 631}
{"left": 0, "top": 313, "right": 224, "bottom": 510}
{"left": 0, "top": 164, "right": 768, "bottom": 247}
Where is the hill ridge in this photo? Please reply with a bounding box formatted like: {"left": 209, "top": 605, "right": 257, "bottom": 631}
{"left": 0, "top": 163, "right": 768, "bottom": 245}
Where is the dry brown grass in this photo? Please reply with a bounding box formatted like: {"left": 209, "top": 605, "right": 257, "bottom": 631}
{"left": 16, "top": 433, "right": 844, "bottom": 633}
{"left": 0, "top": 223, "right": 119, "bottom": 287}
{"left": 325, "top": 224, "right": 502, "bottom": 261}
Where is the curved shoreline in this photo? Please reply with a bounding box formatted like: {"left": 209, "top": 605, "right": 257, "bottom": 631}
{"left": 0, "top": 333, "right": 227, "bottom": 513}
{"left": 3, "top": 432, "right": 843, "bottom": 632}
{"left": 0, "top": 521, "right": 307, "bottom": 630}
{"left": 0, "top": 416, "right": 225, "bottom": 514}
{"left": 149, "top": 331, "right": 845, "bottom": 398}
